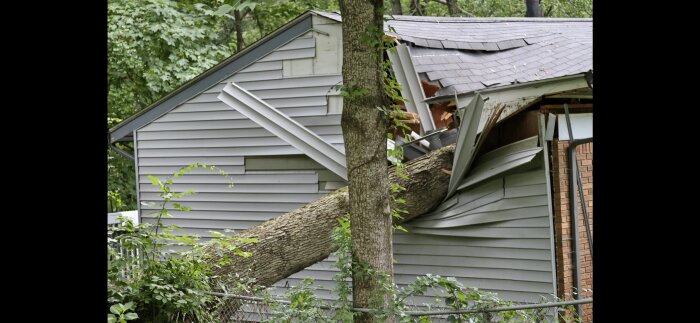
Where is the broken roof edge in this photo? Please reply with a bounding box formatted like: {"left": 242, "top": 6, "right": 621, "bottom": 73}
{"left": 425, "top": 72, "right": 592, "bottom": 105}
{"left": 109, "top": 10, "right": 320, "bottom": 143}
{"left": 218, "top": 83, "right": 348, "bottom": 180}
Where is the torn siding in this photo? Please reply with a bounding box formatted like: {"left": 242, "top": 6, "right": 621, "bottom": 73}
{"left": 404, "top": 137, "right": 556, "bottom": 303}
{"left": 137, "top": 15, "right": 345, "bottom": 233}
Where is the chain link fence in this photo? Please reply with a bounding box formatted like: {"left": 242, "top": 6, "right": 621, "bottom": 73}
{"left": 204, "top": 290, "right": 591, "bottom": 322}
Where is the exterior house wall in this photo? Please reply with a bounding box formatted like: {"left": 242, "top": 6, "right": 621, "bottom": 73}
{"left": 131, "top": 12, "right": 563, "bottom": 311}
{"left": 552, "top": 140, "right": 593, "bottom": 322}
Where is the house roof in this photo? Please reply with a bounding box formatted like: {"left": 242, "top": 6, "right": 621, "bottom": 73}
{"left": 315, "top": 11, "right": 592, "bottom": 98}
{"left": 109, "top": 10, "right": 591, "bottom": 142}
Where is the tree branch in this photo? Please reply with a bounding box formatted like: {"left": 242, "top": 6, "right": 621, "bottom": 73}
{"left": 428, "top": 0, "right": 475, "bottom": 17}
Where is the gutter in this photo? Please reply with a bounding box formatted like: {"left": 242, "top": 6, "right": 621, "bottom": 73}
{"left": 563, "top": 103, "right": 593, "bottom": 318}
{"left": 108, "top": 133, "right": 134, "bottom": 161}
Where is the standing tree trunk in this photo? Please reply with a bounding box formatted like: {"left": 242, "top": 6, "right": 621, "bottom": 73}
{"left": 446, "top": 0, "right": 459, "bottom": 16}
{"left": 391, "top": 0, "right": 403, "bottom": 15}
{"left": 410, "top": 0, "right": 425, "bottom": 16}
{"left": 525, "top": 0, "right": 543, "bottom": 17}
{"left": 233, "top": 9, "right": 250, "bottom": 51}
{"left": 338, "top": 0, "right": 393, "bottom": 321}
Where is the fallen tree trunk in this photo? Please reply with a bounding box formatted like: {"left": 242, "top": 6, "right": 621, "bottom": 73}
{"left": 204, "top": 145, "right": 455, "bottom": 287}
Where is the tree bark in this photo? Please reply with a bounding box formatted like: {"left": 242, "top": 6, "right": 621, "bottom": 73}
{"left": 338, "top": 0, "right": 394, "bottom": 320}
{"left": 525, "top": 0, "right": 543, "bottom": 17}
{"left": 233, "top": 9, "right": 250, "bottom": 51}
{"left": 391, "top": 0, "right": 403, "bottom": 15}
{"left": 410, "top": 0, "right": 425, "bottom": 16}
{"left": 446, "top": 0, "right": 459, "bottom": 16}
{"left": 204, "top": 144, "right": 454, "bottom": 287}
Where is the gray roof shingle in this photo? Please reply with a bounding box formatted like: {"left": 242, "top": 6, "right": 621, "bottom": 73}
{"left": 314, "top": 11, "right": 592, "bottom": 97}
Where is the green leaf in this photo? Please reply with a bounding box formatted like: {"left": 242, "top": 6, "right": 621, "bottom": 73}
{"left": 107, "top": 314, "right": 117, "bottom": 323}
{"left": 124, "top": 313, "right": 139, "bottom": 320}
{"left": 148, "top": 175, "right": 161, "bottom": 186}
{"left": 215, "top": 4, "right": 234, "bottom": 15}
{"left": 109, "top": 305, "right": 122, "bottom": 315}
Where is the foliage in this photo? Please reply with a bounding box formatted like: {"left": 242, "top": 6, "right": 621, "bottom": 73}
{"left": 108, "top": 302, "right": 139, "bottom": 323}
{"left": 264, "top": 278, "right": 330, "bottom": 322}
{"left": 107, "top": 163, "right": 255, "bottom": 322}
{"left": 386, "top": 0, "right": 592, "bottom": 18}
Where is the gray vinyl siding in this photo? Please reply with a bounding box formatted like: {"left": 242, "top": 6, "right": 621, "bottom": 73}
{"left": 133, "top": 13, "right": 556, "bottom": 312}
{"left": 271, "top": 143, "right": 555, "bottom": 305}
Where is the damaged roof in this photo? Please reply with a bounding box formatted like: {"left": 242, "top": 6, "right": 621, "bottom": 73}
{"left": 315, "top": 11, "right": 592, "bottom": 98}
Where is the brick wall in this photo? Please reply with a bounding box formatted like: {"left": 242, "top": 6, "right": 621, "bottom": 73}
{"left": 551, "top": 140, "right": 593, "bottom": 322}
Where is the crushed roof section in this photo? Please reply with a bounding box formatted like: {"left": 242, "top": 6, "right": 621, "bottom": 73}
{"left": 312, "top": 11, "right": 591, "bottom": 98}
{"left": 390, "top": 18, "right": 591, "bottom": 97}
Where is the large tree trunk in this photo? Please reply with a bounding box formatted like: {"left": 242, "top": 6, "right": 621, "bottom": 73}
{"left": 525, "top": 0, "right": 543, "bottom": 17}
{"left": 391, "top": 0, "right": 403, "bottom": 15}
{"left": 339, "top": 0, "right": 393, "bottom": 321}
{"left": 204, "top": 145, "right": 454, "bottom": 287}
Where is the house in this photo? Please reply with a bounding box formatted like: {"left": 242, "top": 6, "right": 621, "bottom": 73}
{"left": 109, "top": 10, "right": 593, "bottom": 321}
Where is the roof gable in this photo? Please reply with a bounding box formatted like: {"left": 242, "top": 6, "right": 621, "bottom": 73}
{"left": 109, "top": 11, "right": 315, "bottom": 143}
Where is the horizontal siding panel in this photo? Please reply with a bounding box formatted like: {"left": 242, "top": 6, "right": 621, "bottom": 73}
{"left": 258, "top": 47, "right": 316, "bottom": 62}
{"left": 156, "top": 110, "right": 245, "bottom": 121}
{"left": 393, "top": 254, "right": 552, "bottom": 271}
{"left": 245, "top": 155, "right": 324, "bottom": 171}
{"left": 139, "top": 137, "right": 288, "bottom": 149}
{"left": 393, "top": 234, "right": 552, "bottom": 249}
{"left": 505, "top": 169, "right": 547, "bottom": 187}
{"left": 170, "top": 102, "right": 234, "bottom": 113}
{"left": 316, "top": 170, "right": 346, "bottom": 182}
{"left": 392, "top": 264, "right": 553, "bottom": 283}
{"left": 229, "top": 69, "right": 283, "bottom": 83}
{"left": 137, "top": 125, "right": 340, "bottom": 140}
{"left": 319, "top": 181, "right": 346, "bottom": 191}
{"left": 142, "top": 210, "right": 283, "bottom": 221}
{"left": 144, "top": 119, "right": 260, "bottom": 130}
{"left": 142, "top": 217, "right": 263, "bottom": 231}
{"left": 140, "top": 201, "right": 306, "bottom": 212}
{"left": 137, "top": 156, "right": 244, "bottom": 166}
{"left": 393, "top": 244, "right": 552, "bottom": 261}
{"left": 263, "top": 96, "right": 327, "bottom": 108}
{"left": 139, "top": 165, "right": 245, "bottom": 175}
{"left": 139, "top": 173, "right": 318, "bottom": 184}
{"left": 276, "top": 36, "right": 315, "bottom": 51}
{"left": 168, "top": 105, "right": 329, "bottom": 118}
{"left": 249, "top": 86, "right": 339, "bottom": 100}
{"left": 139, "top": 192, "right": 324, "bottom": 203}
{"left": 236, "top": 75, "right": 342, "bottom": 91}
{"left": 139, "top": 183, "right": 319, "bottom": 194}
{"left": 505, "top": 183, "right": 548, "bottom": 198}
{"left": 187, "top": 92, "right": 221, "bottom": 103}
{"left": 137, "top": 146, "right": 303, "bottom": 157}
{"left": 138, "top": 135, "right": 344, "bottom": 149}
{"left": 144, "top": 115, "right": 340, "bottom": 130}
{"left": 409, "top": 226, "right": 550, "bottom": 239}
{"left": 237, "top": 60, "right": 283, "bottom": 73}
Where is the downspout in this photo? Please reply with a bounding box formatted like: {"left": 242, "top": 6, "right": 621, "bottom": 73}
{"left": 563, "top": 104, "right": 593, "bottom": 318}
